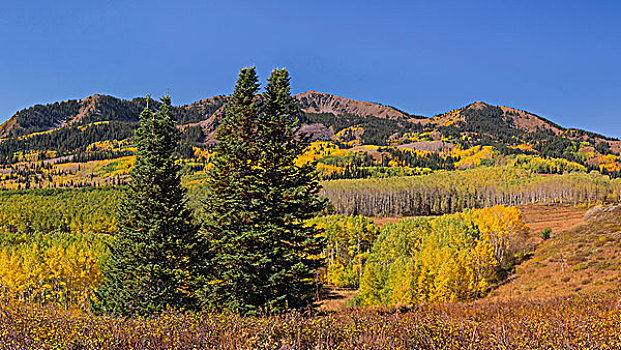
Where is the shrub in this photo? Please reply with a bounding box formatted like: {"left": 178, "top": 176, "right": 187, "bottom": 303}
{"left": 538, "top": 227, "right": 552, "bottom": 240}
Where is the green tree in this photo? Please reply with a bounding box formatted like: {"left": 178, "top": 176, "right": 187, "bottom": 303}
{"left": 199, "top": 67, "right": 326, "bottom": 314}
{"left": 198, "top": 67, "right": 264, "bottom": 313}
{"left": 254, "top": 68, "right": 326, "bottom": 311}
{"left": 94, "top": 95, "right": 199, "bottom": 316}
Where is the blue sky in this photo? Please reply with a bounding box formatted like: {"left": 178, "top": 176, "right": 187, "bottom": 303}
{"left": 1, "top": 0, "right": 620, "bottom": 137}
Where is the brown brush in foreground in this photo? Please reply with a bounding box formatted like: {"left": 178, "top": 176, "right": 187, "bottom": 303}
{"left": 1, "top": 294, "right": 620, "bottom": 349}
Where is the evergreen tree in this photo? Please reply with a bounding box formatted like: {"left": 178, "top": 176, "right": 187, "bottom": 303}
{"left": 255, "top": 68, "right": 326, "bottom": 311}
{"left": 94, "top": 95, "right": 199, "bottom": 316}
{"left": 199, "top": 67, "right": 326, "bottom": 314}
{"left": 199, "top": 67, "right": 264, "bottom": 313}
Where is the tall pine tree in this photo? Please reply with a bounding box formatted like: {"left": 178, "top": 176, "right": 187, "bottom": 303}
{"left": 94, "top": 95, "right": 199, "bottom": 316}
{"left": 199, "top": 67, "right": 264, "bottom": 313}
{"left": 255, "top": 68, "right": 326, "bottom": 311}
{"left": 199, "top": 67, "right": 325, "bottom": 314}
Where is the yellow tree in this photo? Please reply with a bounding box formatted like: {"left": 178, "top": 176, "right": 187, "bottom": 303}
{"left": 471, "top": 206, "right": 529, "bottom": 268}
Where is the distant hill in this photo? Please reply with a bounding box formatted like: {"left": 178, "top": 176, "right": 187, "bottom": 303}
{"left": 427, "top": 101, "right": 620, "bottom": 151}
{"left": 429, "top": 101, "right": 564, "bottom": 133}
{"left": 0, "top": 90, "right": 423, "bottom": 139}
{"left": 2, "top": 90, "right": 617, "bottom": 143}
{"left": 0, "top": 94, "right": 229, "bottom": 139}
{"left": 296, "top": 90, "right": 425, "bottom": 121}
{"left": 0, "top": 90, "right": 619, "bottom": 176}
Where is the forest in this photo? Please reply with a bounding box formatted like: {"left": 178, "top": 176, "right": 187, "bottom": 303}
{"left": 0, "top": 198, "right": 537, "bottom": 308}
{"left": 322, "top": 167, "right": 621, "bottom": 216}
{"left": 0, "top": 169, "right": 616, "bottom": 311}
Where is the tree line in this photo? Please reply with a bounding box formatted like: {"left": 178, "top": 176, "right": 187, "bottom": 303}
{"left": 1, "top": 166, "right": 619, "bottom": 236}
{"left": 322, "top": 167, "right": 621, "bottom": 216}
{"left": 360, "top": 205, "right": 529, "bottom": 305}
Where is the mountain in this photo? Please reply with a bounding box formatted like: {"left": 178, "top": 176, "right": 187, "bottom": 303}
{"left": 2, "top": 91, "right": 617, "bottom": 144}
{"left": 296, "top": 90, "right": 425, "bottom": 122}
{"left": 430, "top": 101, "right": 564, "bottom": 133}
{"left": 428, "top": 101, "right": 620, "bottom": 154}
{"left": 0, "top": 90, "right": 422, "bottom": 138}
{"left": 0, "top": 94, "right": 229, "bottom": 139}
{"left": 0, "top": 91, "right": 619, "bottom": 172}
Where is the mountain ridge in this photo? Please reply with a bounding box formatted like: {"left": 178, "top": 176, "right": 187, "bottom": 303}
{"left": 1, "top": 90, "right": 619, "bottom": 157}
{"left": 1, "top": 90, "right": 617, "bottom": 141}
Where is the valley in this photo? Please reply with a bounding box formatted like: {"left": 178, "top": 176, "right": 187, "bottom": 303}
{"left": 1, "top": 89, "right": 620, "bottom": 348}
{"left": 5, "top": 0, "right": 620, "bottom": 347}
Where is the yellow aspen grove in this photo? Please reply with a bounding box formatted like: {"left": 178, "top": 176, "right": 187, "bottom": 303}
{"left": 471, "top": 205, "right": 529, "bottom": 268}
{"left": 305, "top": 215, "right": 379, "bottom": 288}
{"left": 0, "top": 232, "right": 107, "bottom": 309}
{"left": 360, "top": 206, "right": 526, "bottom": 306}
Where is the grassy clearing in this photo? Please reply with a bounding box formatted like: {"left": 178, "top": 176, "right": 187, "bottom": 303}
{"left": 490, "top": 205, "right": 621, "bottom": 300}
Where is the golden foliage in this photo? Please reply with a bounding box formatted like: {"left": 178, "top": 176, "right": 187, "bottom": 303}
{"left": 513, "top": 155, "right": 587, "bottom": 174}
{"left": 0, "top": 232, "right": 108, "bottom": 309}
{"left": 453, "top": 145, "right": 496, "bottom": 169}
{"left": 0, "top": 189, "right": 119, "bottom": 234}
{"left": 360, "top": 206, "right": 529, "bottom": 305}
{"left": 306, "top": 215, "right": 379, "bottom": 288}
{"left": 471, "top": 205, "right": 529, "bottom": 267}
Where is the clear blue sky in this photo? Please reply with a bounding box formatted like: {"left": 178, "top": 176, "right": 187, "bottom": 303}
{"left": 1, "top": 0, "right": 620, "bottom": 138}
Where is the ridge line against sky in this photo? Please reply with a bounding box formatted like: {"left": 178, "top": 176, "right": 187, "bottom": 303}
{"left": 1, "top": 0, "right": 619, "bottom": 138}
{"left": 2, "top": 90, "right": 617, "bottom": 141}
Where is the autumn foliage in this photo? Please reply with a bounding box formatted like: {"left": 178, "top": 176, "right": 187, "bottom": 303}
{"left": 0, "top": 232, "right": 108, "bottom": 309}
{"left": 306, "top": 215, "right": 379, "bottom": 288}
{"left": 360, "top": 206, "right": 528, "bottom": 305}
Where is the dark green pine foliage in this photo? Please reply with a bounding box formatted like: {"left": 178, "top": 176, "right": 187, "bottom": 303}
{"left": 200, "top": 67, "right": 326, "bottom": 314}
{"left": 255, "top": 68, "right": 327, "bottom": 312}
{"left": 94, "top": 96, "right": 199, "bottom": 316}
{"left": 199, "top": 67, "right": 264, "bottom": 313}
{"left": 202, "top": 68, "right": 325, "bottom": 314}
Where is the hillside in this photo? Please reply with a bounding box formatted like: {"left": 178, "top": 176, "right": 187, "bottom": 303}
{"left": 430, "top": 101, "right": 564, "bottom": 133}
{"left": 490, "top": 204, "right": 621, "bottom": 300}
{"left": 0, "top": 91, "right": 418, "bottom": 139}
{"left": 319, "top": 203, "right": 605, "bottom": 311}
{"left": 2, "top": 91, "right": 618, "bottom": 146}
{"left": 0, "top": 94, "right": 230, "bottom": 139}
{"left": 0, "top": 91, "right": 620, "bottom": 189}
{"left": 296, "top": 90, "right": 425, "bottom": 121}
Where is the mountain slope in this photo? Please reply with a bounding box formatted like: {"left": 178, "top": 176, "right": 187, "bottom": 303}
{"left": 0, "top": 91, "right": 619, "bottom": 169}
{"left": 0, "top": 95, "right": 232, "bottom": 139}
{"left": 296, "top": 90, "right": 424, "bottom": 121}
{"left": 489, "top": 204, "right": 621, "bottom": 300}
{"left": 431, "top": 101, "right": 565, "bottom": 134}
{"left": 2, "top": 92, "right": 617, "bottom": 145}
{"left": 0, "top": 90, "right": 421, "bottom": 139}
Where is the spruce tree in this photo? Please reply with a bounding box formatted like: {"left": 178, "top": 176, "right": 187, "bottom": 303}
{"left": 94, "top": 95, "right": 199, "bottom": 316}
{"left": 200, "top": 67, "right": 326, "bottom": 314}
{"left": 199, "top": 67, "right": 264, "bottom": 313}
{"left": 254, "top": 68, "right": 326, "bottom": 311}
